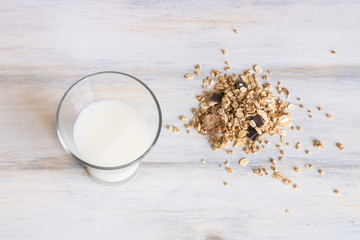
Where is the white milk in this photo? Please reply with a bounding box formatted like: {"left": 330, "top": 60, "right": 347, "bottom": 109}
{"left": 73, "top": 99, "right": 149, "bottom": 183}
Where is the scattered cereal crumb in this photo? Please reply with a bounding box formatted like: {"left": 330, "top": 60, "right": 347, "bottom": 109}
{"left": 267, "top": 69, "right": 271, "bottom": 74}
{"left": 167, "top": 125, "right": 173, "bottom": 131}
{"left": 331, "top": 50, "right": 337, "bottom": 54}
{"left": 297, "top": 97, "right": 302, "bottom": 101}
{"left": 222, "top": 49, "right": 228, "bottom": 55}
{"left": 172, "top": 126, "right": 180, "bottom": 133}
{"left": 285, "top": 209, "right": 291, "bottom": 214}
{"left": 223, "top": 181, "right": 229, "bottom": 186}
{"left": 278, "top": 156, "right": 284, "bottom": 161}
{"left": 318, "top": 106, "right": 323, "bottom": 111}
{"left": 326, "top": 113, "right": 332, "bottom": 118}
{"left": 297, "top": 126, "right": 303, "bottom": 131}
{"left": 291, "top": 126, "right": 295, "bottom": 130}
{"left": 271, "top": 158, "right": 277, "bottom": 165}
{"left": 314, "top": 140, "right": 324, "bottom": 149}
{"left": 201, "top": 158, "right": 206, "bottom": 163}
{"left": 219, "top": 164, "right": 223, "bottom": 168}
{"left": 234, "top": 29, "right": 239, "bottom": 34}
{"left": 272, "top": 171, "right": 284, "bottom": 180}
{"left": 309, "top": 164, "right": 314, "bottom": 168}
{"left": 262, "top": 75, "right": 269, "bottom": 80}
{"left": 184, "top": 73, "right": 194, "bottom": 79}
{"left": 280, "top": 150, "right": 285, "bottom": 155}
{"left": 295, "top": 142, "right": 302, "bottom": 150}
{"left": 276, "top": 145, "right": 282, "bottom": 149}
{"left": 294, "top": 167, "right": 300, "bottom": 173}
{"left": 293, "top": 184, "right": 299, "bottom": 189}
{"left": 309, "top": 115, "right": 313, "bottom": 119}
{"left": 225, "top": 160, "right": 229, "bottom": 166}
{"left": 270, "top": 166, "right": 277, "bottom": 171}
{"left": 286, "top": 142, "right": 290, "bottom": 146}
{"left": 225, "top": 61, "right": 230, "bottom": 65}
{"left": 226, "top": 149, "right": 235, "bottom": 155}
{"left": 334, "top": 189, "right": 340, "bottom": 194}
{"left": 239, "top": 157, "right": 249, "bottom": 166}
{"left": 284, "top": 179, "right": 293, "bottom": 185}
{"left": 254, "top": 65, "right": 263, "bottom": 73}
{"left": 307, "top": 109, "right": 312, "bottom": 113}
{"left": 304, "top": 164, "right": 310, "bottom": 168}
{"left": 305, "top": 150, "right": 311, "bottom": 154}
{"left": 224, "top": 66, "right": 230, "bottom": 71}
{"left": 299, "top": 104, "right": 304, "bottom": 108}
{"left": 263, "top": 168, "right": 269, "bottom": 175}
{"left": 179, "top": 115, "right": 188, "bottom": 122}
{"left": 195, "top": 71, "right": 200, "bottom": 76}
{"left": 195, "top": 64, "right": 201, "bottom": 70}
{"left": 225, "top": 167, "right": 233, "bottom": 173}
{"left": 319, "top": 169, "right": 325, "bottom": 175}
{"left": 336, "top": 142, "right": 344, "bottom": 150}
{"left": 186, "top": 130, "right": 191, "bottom": 134}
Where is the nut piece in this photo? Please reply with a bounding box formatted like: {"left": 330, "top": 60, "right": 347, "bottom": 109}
{"left": 319, "top": 169, "right": 325, "bottom": 175}
{"left": 254, "top": 65, "right": 263, "bottom": 73}
{"left": 334, "top": 189, "right": 340, "bottom": 194}
{"left": 314, "top": 140, "right": 324, "bottom": 149}
{"left": 184, "top": 73, "right": 194, "bottom": 79}
{"left": 336, "top": 142, "right": 344, "bottom": 150}
{"left": 285, "top": 209, "right": 291, "bottom": 214}
{"left": 179, "top": 115, "right": 188, "bottom": 122}
{"left": 239, "top": 157, "right": 249, "bottom": 166}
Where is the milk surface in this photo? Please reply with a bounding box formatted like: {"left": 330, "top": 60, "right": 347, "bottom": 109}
{"left": 73, "top": 99, "right": 149, "bottom": 168}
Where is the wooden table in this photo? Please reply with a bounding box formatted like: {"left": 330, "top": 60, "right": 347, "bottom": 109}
{"left": 1, "top": 1, "right": 359, "bottom": 239}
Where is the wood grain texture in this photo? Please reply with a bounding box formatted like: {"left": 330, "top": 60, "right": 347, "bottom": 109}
{"left": 1, "top": 0, "right": 360, "bottom": 239}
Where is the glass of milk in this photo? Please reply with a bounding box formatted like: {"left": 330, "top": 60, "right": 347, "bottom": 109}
{"left": 56, "top": 71, "right": 162, "bottom": 185}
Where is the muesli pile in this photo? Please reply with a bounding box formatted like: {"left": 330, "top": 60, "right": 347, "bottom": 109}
{"left": 186, "top": 66, "right": 293, "bottom": 154}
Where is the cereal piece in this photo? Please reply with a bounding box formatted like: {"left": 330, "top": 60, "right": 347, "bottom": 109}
{"left": 285, "top": 209, "right": 291, "bottom": 214}
{"left": 186, "top": 130, "right": 191, "bottom": 134}
{"left": 222, "top": 49, "right": 228, "bottom": 55}
{"left": 286, "top": 142, "right": 290, "bottom": 146}
{"left": 318, "top": 106, "right": 323, "bottom": 111}
{"left": 262, "top": 75, "right": 269, "bottom": 80}
{"left": 331, "top": 50, "right": 337, "bottom": 54}
{"left": 201, "top": 158, "right": 206, "bottom": 163}
{"left": 336, "top": 142, "right": 344, "bottom": 150}
{"left": 167, "top": 125, "right": 173, "bottom": 131}
{"left": 270, "top": 166, "right": 277, "bottom": 171}
{"left": 293, "top": 184, "right": 299, "bottom": 189}
{"left": 295, "top": 142, "right": 301, "bottom": 150}
{"left": 278, "top": 81, "right": 282, "bottom": 86}
{"left": 225, "top": 167, "right": 233, "bottom": 173}
{"left": 299, "top": 104, "right": 304, "bottom": 108}
{"left": 184, "top": 73, "right": 194, "bottom": 79}
{"left": 239, "top": 157, "right": 249, "bottom": 166}
{"left": 334, "top": 189, "right": 340, "bottom": 194}
{"left": 267, "top": 69, "right": 271, "bottom": 74}
{"left": 226, "top": 150, "right": 235, "bottom": 155}
{"left": 304, "top": 164, "right": 310, "bottom": 168}
{"left": 195, "top": 64, "right": 201, "bottom": 70}
{"left": 179, "top": 115, "right": 188, "bottom": 122}
{"left": 284, "top": 179, "right": 293, "bottom": 185}
{"left": 278, "top": 156, "right": 284, "bottom": 161}
{"left": 224, "top": 66, "right": 230, "bottom": 71}
{"left": 272, "top": 171, "right": 284, "bottom": 180}
{"left": 173, "top": 126, "right": 180, "bottom": 132}
{"left": 291, "top": 126, "right": 295, "bottom": 130}
{"left": 309, "top": 164, "right": 314, "bottom": 168}
{"left": 225, "top": 61, "right": 230, "bottom": 65}
{"left": 234, "top": 29, "right": 239, "bottom": 34}
{"left": 314, "top": 140, "right": 324, "bottom": 149}
{"left": 263, "top": 168, "right": 269, "bottom": 175}
{"left": 219, "top": 164, "right": 223, "bottom": 168}
{"left": 319, "top": 169, "right": 325, "bottom": 175}
{"left": 225, "top": 160, "right": 229, "bottom": 166}
{"left": 271, "top": 158, "right": 277, "bottom": 165}
{"left": 195, "top": 71, "right": 200, "bottom": 76}
{"left": 276, "top": 145, "right": 282, "bottom": 149}
{"left": 297, "top": 97, "right": 302, "bottom": 101}
{"left": 309, "top": 115, "right": 313, "bottom": 119}
{"left": 297, "top": 126, "right": 303, "bottom": 131}
{"left": 223, "top": 181, "right": 229, "bottom": 186}
{"left": 265, "top": 140, "right": 270, "bottom": 145}
{"left": 326, "top": 113, "right": 332, "bottom": 118}
{"left": 305, "top": 150, "right": 311, "bottom": 154}
{"left": 254, "top": 65, "right": 263, "bottom": 73}
{"left": 280, "top": 150, "right": 285, "bottom": 155}
{"left": 294, "top": 167, "right": 300, "bottom": 173}
{"left": 307, "top": 110, "right": 312, "bottom": 113}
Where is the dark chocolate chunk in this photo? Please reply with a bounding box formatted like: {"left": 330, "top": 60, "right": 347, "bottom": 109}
{"left": 252, "top": 115, "right": 265, "bottom": 127}
{"left": 210, "top": 92, "right": 224, "bottom": 103}
{"left": 247, "top": 126, "right": 260, "bottom": 141}
{"left": 235, "top": 79, "right": 248, "bottom": 89}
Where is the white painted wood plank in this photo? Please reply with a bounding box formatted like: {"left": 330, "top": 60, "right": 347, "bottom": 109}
{"left": 0, "top": 1, "right": 360, "bottom": 239}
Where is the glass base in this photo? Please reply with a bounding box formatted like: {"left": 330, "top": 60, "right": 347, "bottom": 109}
{"left": 86, "top": 163, "right": 139, "bottom": 186}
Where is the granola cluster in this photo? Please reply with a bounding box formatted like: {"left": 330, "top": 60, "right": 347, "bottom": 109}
{"left": 187, "top": 66, "right": 294, "bottom": 154}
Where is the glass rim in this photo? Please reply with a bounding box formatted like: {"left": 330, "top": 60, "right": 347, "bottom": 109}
{"left": 56, "top": 71, "right": 162, "bottom": 170}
